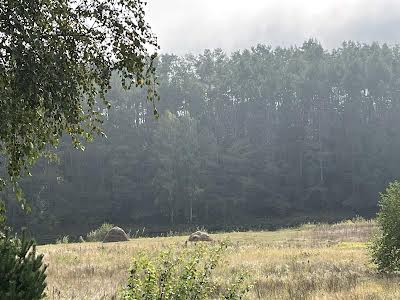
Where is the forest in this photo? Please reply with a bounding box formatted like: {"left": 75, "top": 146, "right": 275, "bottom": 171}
{"left": 3, "top": 40, "right": 400, "bottom": 242}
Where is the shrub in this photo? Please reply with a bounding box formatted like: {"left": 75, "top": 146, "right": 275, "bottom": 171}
{"left": 371, "top": 181, "right": 400, "bottom": 272}
{"left": 56, "top": 235, "right": 70, "bottom": 244}
{"left": 0, "top": 230, "right": 47, "bottom": 300}
{"left": 119, "top": 242, "right": 251, "bottom": 300}
{"left": 86, "top": 222, "right": 114, "bottom": 242}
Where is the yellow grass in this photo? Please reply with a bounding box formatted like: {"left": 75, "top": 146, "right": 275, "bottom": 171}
{"left": 39, "top": 219, "right": 400, "bottom": 300}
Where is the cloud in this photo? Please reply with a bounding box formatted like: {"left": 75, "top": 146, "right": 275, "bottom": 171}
{"left": 145, "top": 0, "right": 400, "bottom": 54}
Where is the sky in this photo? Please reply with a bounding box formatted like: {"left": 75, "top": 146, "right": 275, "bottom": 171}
{"left": 146, "top": 0, "right": 400, "bottom": 54}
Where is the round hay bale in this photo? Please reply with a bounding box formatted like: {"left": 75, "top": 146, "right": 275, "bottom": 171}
{"left": 188, "top": 231, "right": 212, "bottom": 242}
{"left": 102, "top": 226, "right": 129, "bottom": 243}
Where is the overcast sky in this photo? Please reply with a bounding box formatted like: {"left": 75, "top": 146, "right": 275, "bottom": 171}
{"left": 146, "top": 0, "right": 400, "bottom": 54}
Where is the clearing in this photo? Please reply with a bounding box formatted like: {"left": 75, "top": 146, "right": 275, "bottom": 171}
{"left": 39, "top": 220, "right": 400, "bottom": 299}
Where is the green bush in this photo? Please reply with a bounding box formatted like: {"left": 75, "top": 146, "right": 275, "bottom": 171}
{"left": 119, "top": 242, "right": 251, "bottom": 300}
{"left": 0, "top": 230, "right": 47, "bottom": 300}
{"left": 86, "top": 222, "right": 114, "bottom": 242}
{"left": 56, "top": 235, "right": 70, "bottom": 244}
{"left": 371, "top": 181, "right": 400, "bottom": 272}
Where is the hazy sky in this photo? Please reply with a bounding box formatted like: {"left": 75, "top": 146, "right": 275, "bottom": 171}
{"left": 146, "top": 0, "right": 400, "bottom": 54}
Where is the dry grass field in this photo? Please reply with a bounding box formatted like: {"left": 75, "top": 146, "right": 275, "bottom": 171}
{"left": 39, "top": 219, "right": 400, "bottom": 300}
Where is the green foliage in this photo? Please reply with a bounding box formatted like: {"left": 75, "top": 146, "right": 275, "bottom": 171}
{"left": 371, "top": 181, "right": 400, "bottom": 272}
{"left": 0, "top": 0, "right": 158, "bottom": 205}
{"left": 220, "top": 274, "right": 253, "bottom": 300}
{"left": 152, "top": 111, "right": 201, "bottom": 224}
{"left": 86, "top": 223, "right": 114, "bottom": 242}
{"left": 0, "top": 200, "right": 5, "bottom": 232}
{"left": 120, "top": 243, "right": 251, "bottom": 300}
{"left": 0, "top": 230, "right": 47, "bottom": 300}
{"left": 56, "top": 235, "right": 70, "bottom": 244}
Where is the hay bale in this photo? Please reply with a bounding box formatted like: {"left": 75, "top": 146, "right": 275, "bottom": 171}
{"left": 102, "top": 226, "right": 129, "bottom": 243}
{"left": 188, "top": 231, "right": 212, "bottom": 242}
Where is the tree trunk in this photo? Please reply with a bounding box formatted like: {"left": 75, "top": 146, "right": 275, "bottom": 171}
{"left": 189, "top": 196, "right": 193, "bottom": 223}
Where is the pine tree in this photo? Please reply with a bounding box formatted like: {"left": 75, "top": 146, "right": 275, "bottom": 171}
{"left": 0, "top": 230, "right": 47, "bottom": 300}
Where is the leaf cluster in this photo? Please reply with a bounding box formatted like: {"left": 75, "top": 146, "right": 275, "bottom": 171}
{"left": 120, "top": 242, "right": 251, "bottom": 300}
{"left": 371, "top": 181, "right": 400, "bottom": 272}
{"left": 0, "top": 0, "right": 158, "bottom": 201}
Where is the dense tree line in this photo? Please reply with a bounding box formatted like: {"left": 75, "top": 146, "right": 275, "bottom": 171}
{"left": 3, "top": 40, "right": 400, "bottom": 242}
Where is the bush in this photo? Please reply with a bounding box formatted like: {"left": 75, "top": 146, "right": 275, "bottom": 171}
{"left": 0, "top": 230, "right": 47, "bottom": 299}
{"left": 86, "top": 222, "right": 114, "bottom": 242}
{"left": 119, "top": 242, "right": 251, "bottom": 300}
{"left": 371, "top": 181, "right": 400, "bottom": 272}
{"left": 56, "top": 235, "right": 70, "bottom": 244}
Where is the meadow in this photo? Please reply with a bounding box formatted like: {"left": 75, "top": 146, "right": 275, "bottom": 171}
{"left": 39, "top": 220, "right": 400, "bottom": 300}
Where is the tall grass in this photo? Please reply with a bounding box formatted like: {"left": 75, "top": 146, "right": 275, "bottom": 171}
{"left": 39, "top": 219, "right": 400, "bottom": 300}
